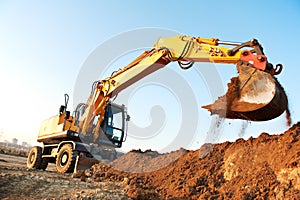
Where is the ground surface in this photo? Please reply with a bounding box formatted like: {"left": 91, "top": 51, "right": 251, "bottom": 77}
{"left": 0, "top": 154, "right": 130, "bottom": 199}
{"left": 1, "top": 123, "right": 300, "bottom": 199}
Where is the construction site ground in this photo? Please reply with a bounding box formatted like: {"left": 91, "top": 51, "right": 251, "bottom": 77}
{"left": 0, "top": 154, "right": 130, "bottom": 199}
{"left": 1, "top": 122, "right": 300, "bottom": 199}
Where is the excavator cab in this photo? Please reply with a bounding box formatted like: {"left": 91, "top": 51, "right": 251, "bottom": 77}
{"left": 72, "top": 102, "right": 129, "bottom": 172}
{"left": 74, "top": 101, "right": 129, "bottom": 148}
{"left": 100, "top": 102, "right": 129, "bottom": 148}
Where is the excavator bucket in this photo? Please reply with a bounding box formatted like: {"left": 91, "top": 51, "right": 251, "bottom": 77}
{"left": 74, "top": 156, "right": 99, "bottom": 173}
{"left": 74, "top": 155, "right": 100, "bottom": 173}
{"left": 202, "top": 61, "right": 288, "bottom": 121}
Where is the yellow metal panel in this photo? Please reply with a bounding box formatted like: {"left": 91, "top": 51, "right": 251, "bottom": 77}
{"left": 154, "top": 35, "right": 241, "bottom": 64}
{"left": 37, "top": 115, "right": 64, "bottom": 139}
{"left": 105, "top": 50, "right": 166, "bottom": 95}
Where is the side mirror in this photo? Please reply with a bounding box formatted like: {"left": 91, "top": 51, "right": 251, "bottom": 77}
{"left": 64, "top": 94, "right": 69, "bottom": 109}
{"left": 59, "top": 105, "right": 66, "bottom": 114}
{"left": 59, "top": 94, "right": 70, "bottom": 115}
{"left": 126, "top": 114, "right": 131, "bottom": 122}
{"left": 65, "top": 111, "right": 70, "bottom": 120}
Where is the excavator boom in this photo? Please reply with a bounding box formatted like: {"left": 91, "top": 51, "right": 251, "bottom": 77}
{"left": 79, "top": 35, "right": 288, "bottom": 141}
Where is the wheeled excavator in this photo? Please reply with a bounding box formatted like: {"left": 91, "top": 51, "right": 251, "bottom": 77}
{"left": 27, "top": 35, "right": 288, "bottom": 173}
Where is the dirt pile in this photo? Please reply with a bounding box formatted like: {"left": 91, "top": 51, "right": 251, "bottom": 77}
{"left": 111, "top": 148, "right": 187, "bottom": 173}
{"left": 81, "top": 122, "right": 300, "bottom": 199}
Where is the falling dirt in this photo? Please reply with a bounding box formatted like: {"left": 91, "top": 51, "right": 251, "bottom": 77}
{"left": 238, "top": 121, "right": 249, "bottom": 138}
{"left": 80, "top": 122, "right": 300, "bottom": 199}
{"left": 273, "top": 76, "right": 292, "bottom": 127}
{"left": 286, "top": 108, "right": 292, "bottom": 126}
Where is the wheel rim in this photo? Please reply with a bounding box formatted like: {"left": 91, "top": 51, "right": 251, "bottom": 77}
{"left": 30, "top": 153, "right": 35, "bottom": 163}
{"left": 59, "top": 151, "right": 69, "bottom": 167}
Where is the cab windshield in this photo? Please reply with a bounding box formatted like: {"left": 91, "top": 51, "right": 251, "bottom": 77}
{"left": 103, "top": 104, "right": 125, "bottom": 147}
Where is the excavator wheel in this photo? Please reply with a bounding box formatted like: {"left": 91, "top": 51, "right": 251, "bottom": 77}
{"left": 27, "top": 146, "right": 43, "bottom": 169}
{"left": 203, "top": 60, "right": 288, "bottom": 121}
{"left": 39, "top": 157, "right": 49, "bottom": 170}
{"left": 55, "top": 144, "right": 77, "bottom": 173}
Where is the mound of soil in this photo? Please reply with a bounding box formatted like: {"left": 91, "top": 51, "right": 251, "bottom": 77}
{"left": 81, "top": 122, "right": 300, "bottom": 199}
{"left": 111, "top": 148, "right": 187, "bottom": 173}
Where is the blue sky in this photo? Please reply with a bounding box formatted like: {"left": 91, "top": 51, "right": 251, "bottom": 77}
{"left": 0, "top": 1, "right": 300, "bottom": 152}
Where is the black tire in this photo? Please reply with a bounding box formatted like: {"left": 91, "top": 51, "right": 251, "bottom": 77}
{"left": 55, "top": 144, "right": 77, "bottom": 174}
{"left": 38, "top": 158, "right": 49, "bottom": 170}
{"left": 27, "top": 146, "right": 43, "bottom": 169}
